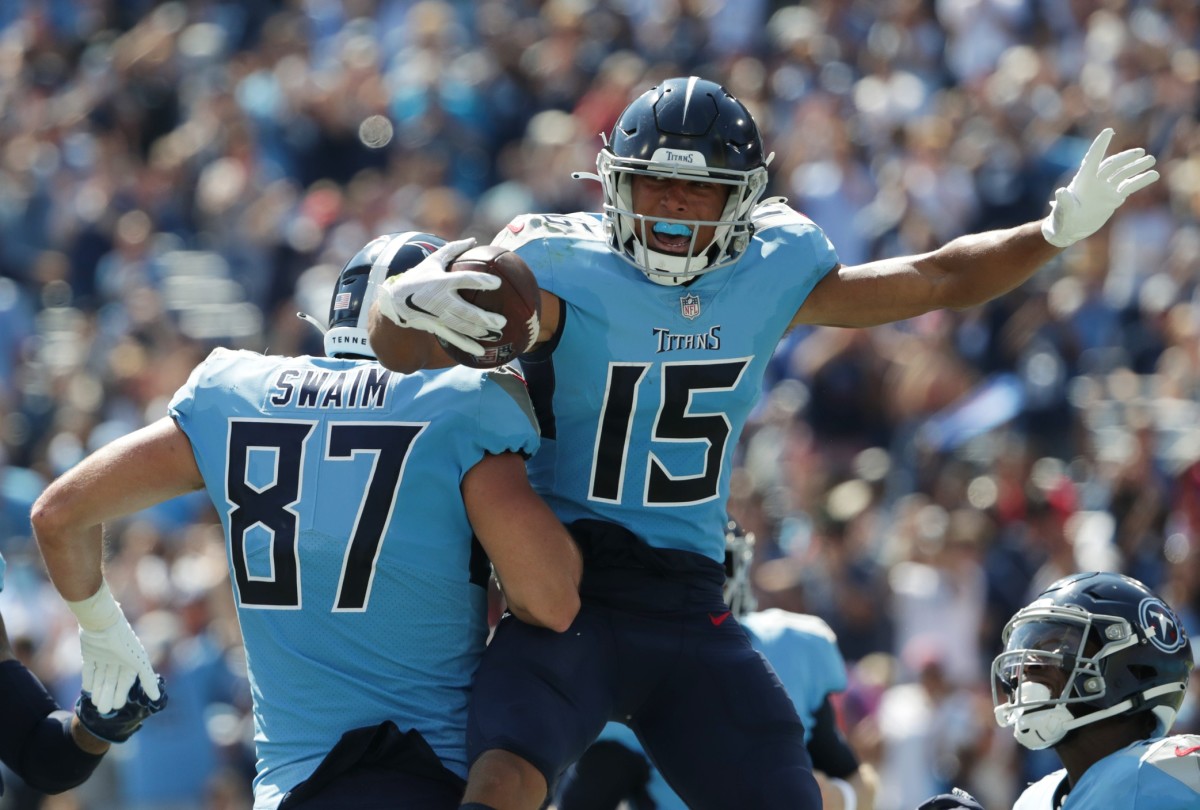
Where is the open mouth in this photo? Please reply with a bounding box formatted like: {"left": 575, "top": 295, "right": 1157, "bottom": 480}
{"left": 650, "top": 222, "right": 693, "bottom": 254}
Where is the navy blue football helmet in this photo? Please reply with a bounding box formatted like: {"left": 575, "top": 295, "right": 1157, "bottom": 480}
{"left": 992, "top": 571, "right": 1194, "bottom": 749}
{"left": 588, "top": 77, "right": 771, "bottom": 285}
{"left": 304, "top": 232, "right": 446, "bottom": 359}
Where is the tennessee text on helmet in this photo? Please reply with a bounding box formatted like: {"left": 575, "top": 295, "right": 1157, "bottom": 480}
{"left": 575, "top": 76, "right": 772, "bottom": 286}
{"left": 299, "top": 232, "right": 447, "bottom": 360}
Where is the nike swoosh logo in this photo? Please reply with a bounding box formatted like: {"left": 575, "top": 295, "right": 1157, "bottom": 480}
{"left": 709, "top": 611, "right": 731, "bottom": 626}
{"left": 405, "top": 294, "right": 436, "bottom": 318}
{"left": 1174, "top": 744, "right": 1200, "bottom": 757}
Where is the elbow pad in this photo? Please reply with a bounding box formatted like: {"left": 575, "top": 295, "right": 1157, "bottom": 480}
{"left": 0, "top": 660, "right": 101, "bottom": 793}
{"left": 806, "top": 697, "right": 860, "bottom": 779}
{"left": 18, "top": 711, "right": 104, "bottom": 794}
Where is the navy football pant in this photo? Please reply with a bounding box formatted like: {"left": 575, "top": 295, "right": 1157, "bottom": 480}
{"left": 279, "top": 768, "right": 462, "bottom": 809}
{"left": 279, "top": 721, "right": 464, "bottom": 809}
{"left": 467, "top": 521, "right": 820, "bottom": 809}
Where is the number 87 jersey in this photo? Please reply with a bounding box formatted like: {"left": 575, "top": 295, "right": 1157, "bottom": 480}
{"left": 496, "top": 204, "right": 837, "bottom": 565}
{"left": 167, "top": 347, "right": 539, "bottom": 800}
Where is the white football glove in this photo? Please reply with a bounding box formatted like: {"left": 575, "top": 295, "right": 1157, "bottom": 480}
{"left": 372, "top": 237, "right": 507, "bottom": 357}
{"left": 67, "top": 582, "right": 161, "bottom": 714}
{"left": 1041, "top": 128, "right": 1160, "bottom": 249}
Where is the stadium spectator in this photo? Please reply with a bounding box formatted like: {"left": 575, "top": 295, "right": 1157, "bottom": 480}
{"left": 1, "top": 2, "right": 1197, "bottom": 805}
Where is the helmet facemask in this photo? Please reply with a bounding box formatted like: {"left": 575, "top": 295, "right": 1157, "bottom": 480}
{"left": 991, "top": 602, "right": 1187, "bottom": 749}
{"left": 581, "top": 76, "right": 772, "bottom": 286}
{"left": 597, "top": 144, "right": 769, "bottom": 286}
{"left": 722, "top": 521, "right": 757, "bottom": 618}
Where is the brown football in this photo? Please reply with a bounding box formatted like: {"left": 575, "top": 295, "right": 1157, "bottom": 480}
{"left": 436, "top": 245, "right": 542, "bottom": 369}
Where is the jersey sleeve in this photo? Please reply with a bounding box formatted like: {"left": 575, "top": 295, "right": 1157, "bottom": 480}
{"left": 471, "top": 366, "right": 540, "bottom": 459}
{"left": 747, "top": 610, "right": 848, "bottom": 701}
{"left": 492, "top": 213, "right": 607, "bottom": 298}
{"left": 166, "top": 347, "right": 248, "bottom": 477}
{"left": 799, "top": 615, "right": 849, "bottom": 696}
{"left": 1038, "top": 736, "right": 1200, "bottom": 810}
{"left": 167, "top": 347, "right": 241, "bottom": 424}
{"left": 1133, "top": 735, "right": 1200, "bottom": 809}
{"left": 753, "top": 201, "right": 839, "bottom": 304}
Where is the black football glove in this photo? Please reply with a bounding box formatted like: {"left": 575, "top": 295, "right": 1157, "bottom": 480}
{"left": 916, "top": 787, "right": 986, "bottom": 810}
{"left": 75, "top": 675, "right": 168, "bottom": 743}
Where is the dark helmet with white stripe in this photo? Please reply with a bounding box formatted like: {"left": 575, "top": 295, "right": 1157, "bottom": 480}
{"left": 594, "top": 76, "right": 770, "bottom": 286}
{"left": 992, "top": 571, "right": 1194, "bottom": 749}
{"left": 311, "top": 232, "right": 446, "bottom": 359}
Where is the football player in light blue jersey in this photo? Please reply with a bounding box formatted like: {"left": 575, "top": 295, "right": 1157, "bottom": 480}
{"left": 920, "top": 571, "right": 1196, "bottom": 810}
{"left": 555, "top": 524, "right": 878, "bottom": 810}
{"left": 0, "top": 551, "right": 163, "bottom": 797}
{"left": 32, "top": 232, "right": 581, "bottom": 810}
{"left": 369, "top": 77, "right": 1160, "bottom": 810}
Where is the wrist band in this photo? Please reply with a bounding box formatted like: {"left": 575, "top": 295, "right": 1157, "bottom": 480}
{"left": 66, "top": 581, "right": 119, "bottom": 632}
{"left": 830, "top": 777, "right": 856, "bottom": 810}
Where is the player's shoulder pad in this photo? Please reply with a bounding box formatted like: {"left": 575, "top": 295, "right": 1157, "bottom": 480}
{"left": 197, "top": 346, "right": 262, "bottom": 371}
{"left": 1088, "top": 734, "right": 1200, "bottom": 808}
{"left": 751, "top": 198, "right": 819, "bottom": 233}
{"left": 1144, "top": 733, "right": 1200, "bottom": 766}
{"left": 482, "top": 365, "right": 539, "bottom": 435}
{"left": 493, "top": 212, "right": 607, "bottom": 251}
{"left": 782, "top": 611, "right": 838, "bottom": 644}
{"left": 751, "top": 608, "right": 838, "bottom": 644}
{"left": 182, "top": 346, "right": 246, "bottom": 387}
{"left": 201, "top": 345, "right": 240, "bottom": 364}
{"left": 1012, "top": 769, "right": 1067, "bottom": 810}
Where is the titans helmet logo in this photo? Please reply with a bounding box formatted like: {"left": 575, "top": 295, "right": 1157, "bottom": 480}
{"left": 1140, "top": 598, "right": 1187, "bottom": 653}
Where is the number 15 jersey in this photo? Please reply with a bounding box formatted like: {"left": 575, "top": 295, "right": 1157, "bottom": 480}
{"left": 494, "top": 203, "right": 837, "bottom": 564}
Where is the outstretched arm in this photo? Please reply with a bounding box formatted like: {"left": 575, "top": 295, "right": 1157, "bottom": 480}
{"left": 33, "top": 417, "right": 204, "bottom": 599}
{"left": 32, "top": 416, "right": 204, "bottom": 712}
{"left": 795, "top": 128, "right": 1158, "bottom": 329}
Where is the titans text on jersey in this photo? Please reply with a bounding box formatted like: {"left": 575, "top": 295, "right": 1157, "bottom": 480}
{"left": 494, "top": 202, "right": 837, "bottom": 563}
{"left": 653, "top": 326, "right": 721, "bottom": 353}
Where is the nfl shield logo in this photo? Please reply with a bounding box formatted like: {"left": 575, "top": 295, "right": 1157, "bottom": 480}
{"left": 680, "top": 293, "right": 701, "bottom": 321}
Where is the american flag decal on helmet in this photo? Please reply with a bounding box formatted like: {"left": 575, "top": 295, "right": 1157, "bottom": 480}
{"left": 334, "top": 292, "right": 352, "bottom": 310}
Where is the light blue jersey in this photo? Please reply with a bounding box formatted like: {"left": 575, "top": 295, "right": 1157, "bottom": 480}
{"left": 583, "top": 611, "right": 847, "bottom": 810}
{"left": 741, "top": 610, "right": 847, "bottom": 745}
{"left": 495, "top": 204, "right": 836, "bottom": 563}
{"left": 1014, "top": 735, "right": 1200, "bottom": 810}
{"left": 168, "top": 348, "right": 539, "bottom": 809}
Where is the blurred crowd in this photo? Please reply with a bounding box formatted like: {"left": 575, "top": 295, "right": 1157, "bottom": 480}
{"left": 0, "top": 1, "right": 1198, "bottom": 808}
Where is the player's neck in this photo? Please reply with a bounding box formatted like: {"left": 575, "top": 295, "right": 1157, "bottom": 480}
{"left": 1056, "top": 719, "right": 1149, "bottom": 786}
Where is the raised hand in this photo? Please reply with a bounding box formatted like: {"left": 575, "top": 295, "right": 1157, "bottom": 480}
{"left": 1042, "top": 128, "right": 1160, "bottom": 248}
{"left": 67, "top": 581, "right": 161, "bottom": 713}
